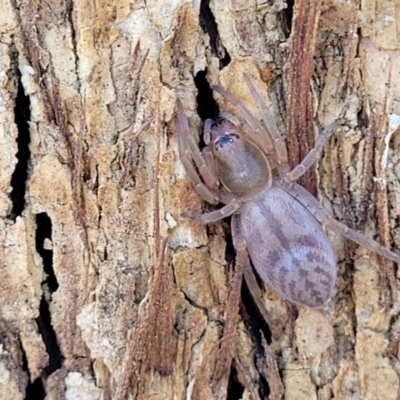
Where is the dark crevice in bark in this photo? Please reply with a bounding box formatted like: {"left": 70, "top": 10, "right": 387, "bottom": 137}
{"left": 255, "top": 358, "right": 271, "bottom": 399}
{"left": 180, "top": 290, "right": 209, "bottom": 317}
{"left": 24, "top": 377, "right": 46, "bottom": 400}
{"left": 199, "top": 0, "right": 231, "bottom": 68}
{"left": 35, "top": 213, "right": 63, "bottom": 374}
{"left": 36, "top": 213, "right": 58, "bottom": 292}
{"left": 240, "top": 283, "right": 272, "bottom": 396}
{"left": 241, "top": 277, "right": 273, "bottom": 345}
{"left": 227, "top": 364, "right": 244, "bottom": 400}
{"left": 223, "top": 227, "right": 235, "bottom": 265}
{"left": 10, "top": 78, "right": 31, "bottom": 220}
{"left": 36, "top": 297, "right": 63, "bottom": 374}
{"left": 280, "top": 0, "right": 294, "bottom": 37}
{"left": 356, "top": 27, "right": 362, "bottom": 44}
{"left": 194, "top": 70, "right": 220, "bottom": 123}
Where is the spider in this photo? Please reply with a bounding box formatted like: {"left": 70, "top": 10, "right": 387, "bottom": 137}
{"left": 175, "top": 73, "right": 400, "bottom": 326}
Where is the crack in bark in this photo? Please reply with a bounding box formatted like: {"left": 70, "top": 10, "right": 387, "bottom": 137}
{"left": 10, "top": 76, "right": 31, "bottom": 220}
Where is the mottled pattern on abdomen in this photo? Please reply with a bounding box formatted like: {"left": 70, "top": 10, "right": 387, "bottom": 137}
{"left": 240, "top": 185, "right": 337, "bottom": 307}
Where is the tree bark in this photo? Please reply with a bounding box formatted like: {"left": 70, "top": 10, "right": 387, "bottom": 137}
{"left": 1, "top": 0, "right": 400, "bottom": 399}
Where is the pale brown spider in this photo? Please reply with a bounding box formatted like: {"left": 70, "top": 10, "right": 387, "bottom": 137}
{"left": 175, "top": 73, "right": 400, "bottom": 324}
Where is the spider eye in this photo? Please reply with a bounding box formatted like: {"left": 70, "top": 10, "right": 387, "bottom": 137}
{"left": 215, "top": 133, "right": 239, "bottom": 149}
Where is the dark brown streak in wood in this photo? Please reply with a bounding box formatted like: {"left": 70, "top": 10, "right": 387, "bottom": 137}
{"left": 147, "top": 113, "right": 176, "bottom": 375}
{"left": 287, "top": 0, "right": 321, "bottom": 197}
{"left": 212, "top": 265, "right": 242, "bottom": 388}
{"left": 129, "top": 42, "right": 149, "bottom": 106}
{"left": 358, "top": 125, "right": 375, "bottom": 230}
{"left": 146, "top": 240, "right": 175, "bottom": 376}
{"left": 373, "top": 69, "right": 397, "bottom": 304}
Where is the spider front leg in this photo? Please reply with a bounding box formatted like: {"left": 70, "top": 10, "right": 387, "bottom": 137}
{"left": 243, "top": 73, "right": 343, "bottom": 183}
{"left": 175, "top": 99, "right": 221, "bottom": 204}
{"left": 231, "top": 214, "right": 279, "bottom": 340}
{"left": 242, "top": 73, "right": 290, "bottom": 177}
{"left": 175, "top": 99, "right": 240, "bottom": 224}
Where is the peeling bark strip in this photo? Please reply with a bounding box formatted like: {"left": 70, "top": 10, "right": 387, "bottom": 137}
{"left": 287, "top": 0, "right": 321, "bottom": 195}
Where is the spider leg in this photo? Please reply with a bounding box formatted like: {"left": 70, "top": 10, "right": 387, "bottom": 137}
{"left": 178, "top": 146, "right": 219, "bottom": 204}
{"left": 202, "top": 119, "right": 235, "bottom": 204}
{"left": 175, "top": 99, "right": 220, "bottom": 204}
{"left": 188, "top": 198, "right": 241, "bottom": 224}
{"left": 218, "top": 110, "right": 241, "bottom": 126}
{"left": 278, "top": 180, "right": 400, "bottom": 264}
{"left": 176, "top": 100, "right": 219, "bottom": 187}
{"left": 212, "top": 83, "right": 287, "bottom": 173}
{"left": 231, "top": 213, "right": 279, "bottom": 340}
{"left": 201, "top": 146, "right": 218, "bottom": 187}
{"left": 285, "top": 120, "right": 341, "bottom": 182}
{"left": 203, "top": 118, "right": 215, "bottom": 145}
{"left": 243, "top": 73, "right": 290, "bottom": 177}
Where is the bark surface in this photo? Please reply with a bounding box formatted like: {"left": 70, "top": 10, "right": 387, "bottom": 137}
{"left": 1, "top": 0, "right": 400, "bottom": 399}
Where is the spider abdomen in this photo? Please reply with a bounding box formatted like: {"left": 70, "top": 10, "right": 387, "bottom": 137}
{"left": 239, "top": 185, "right": 337, "bottom": 308}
